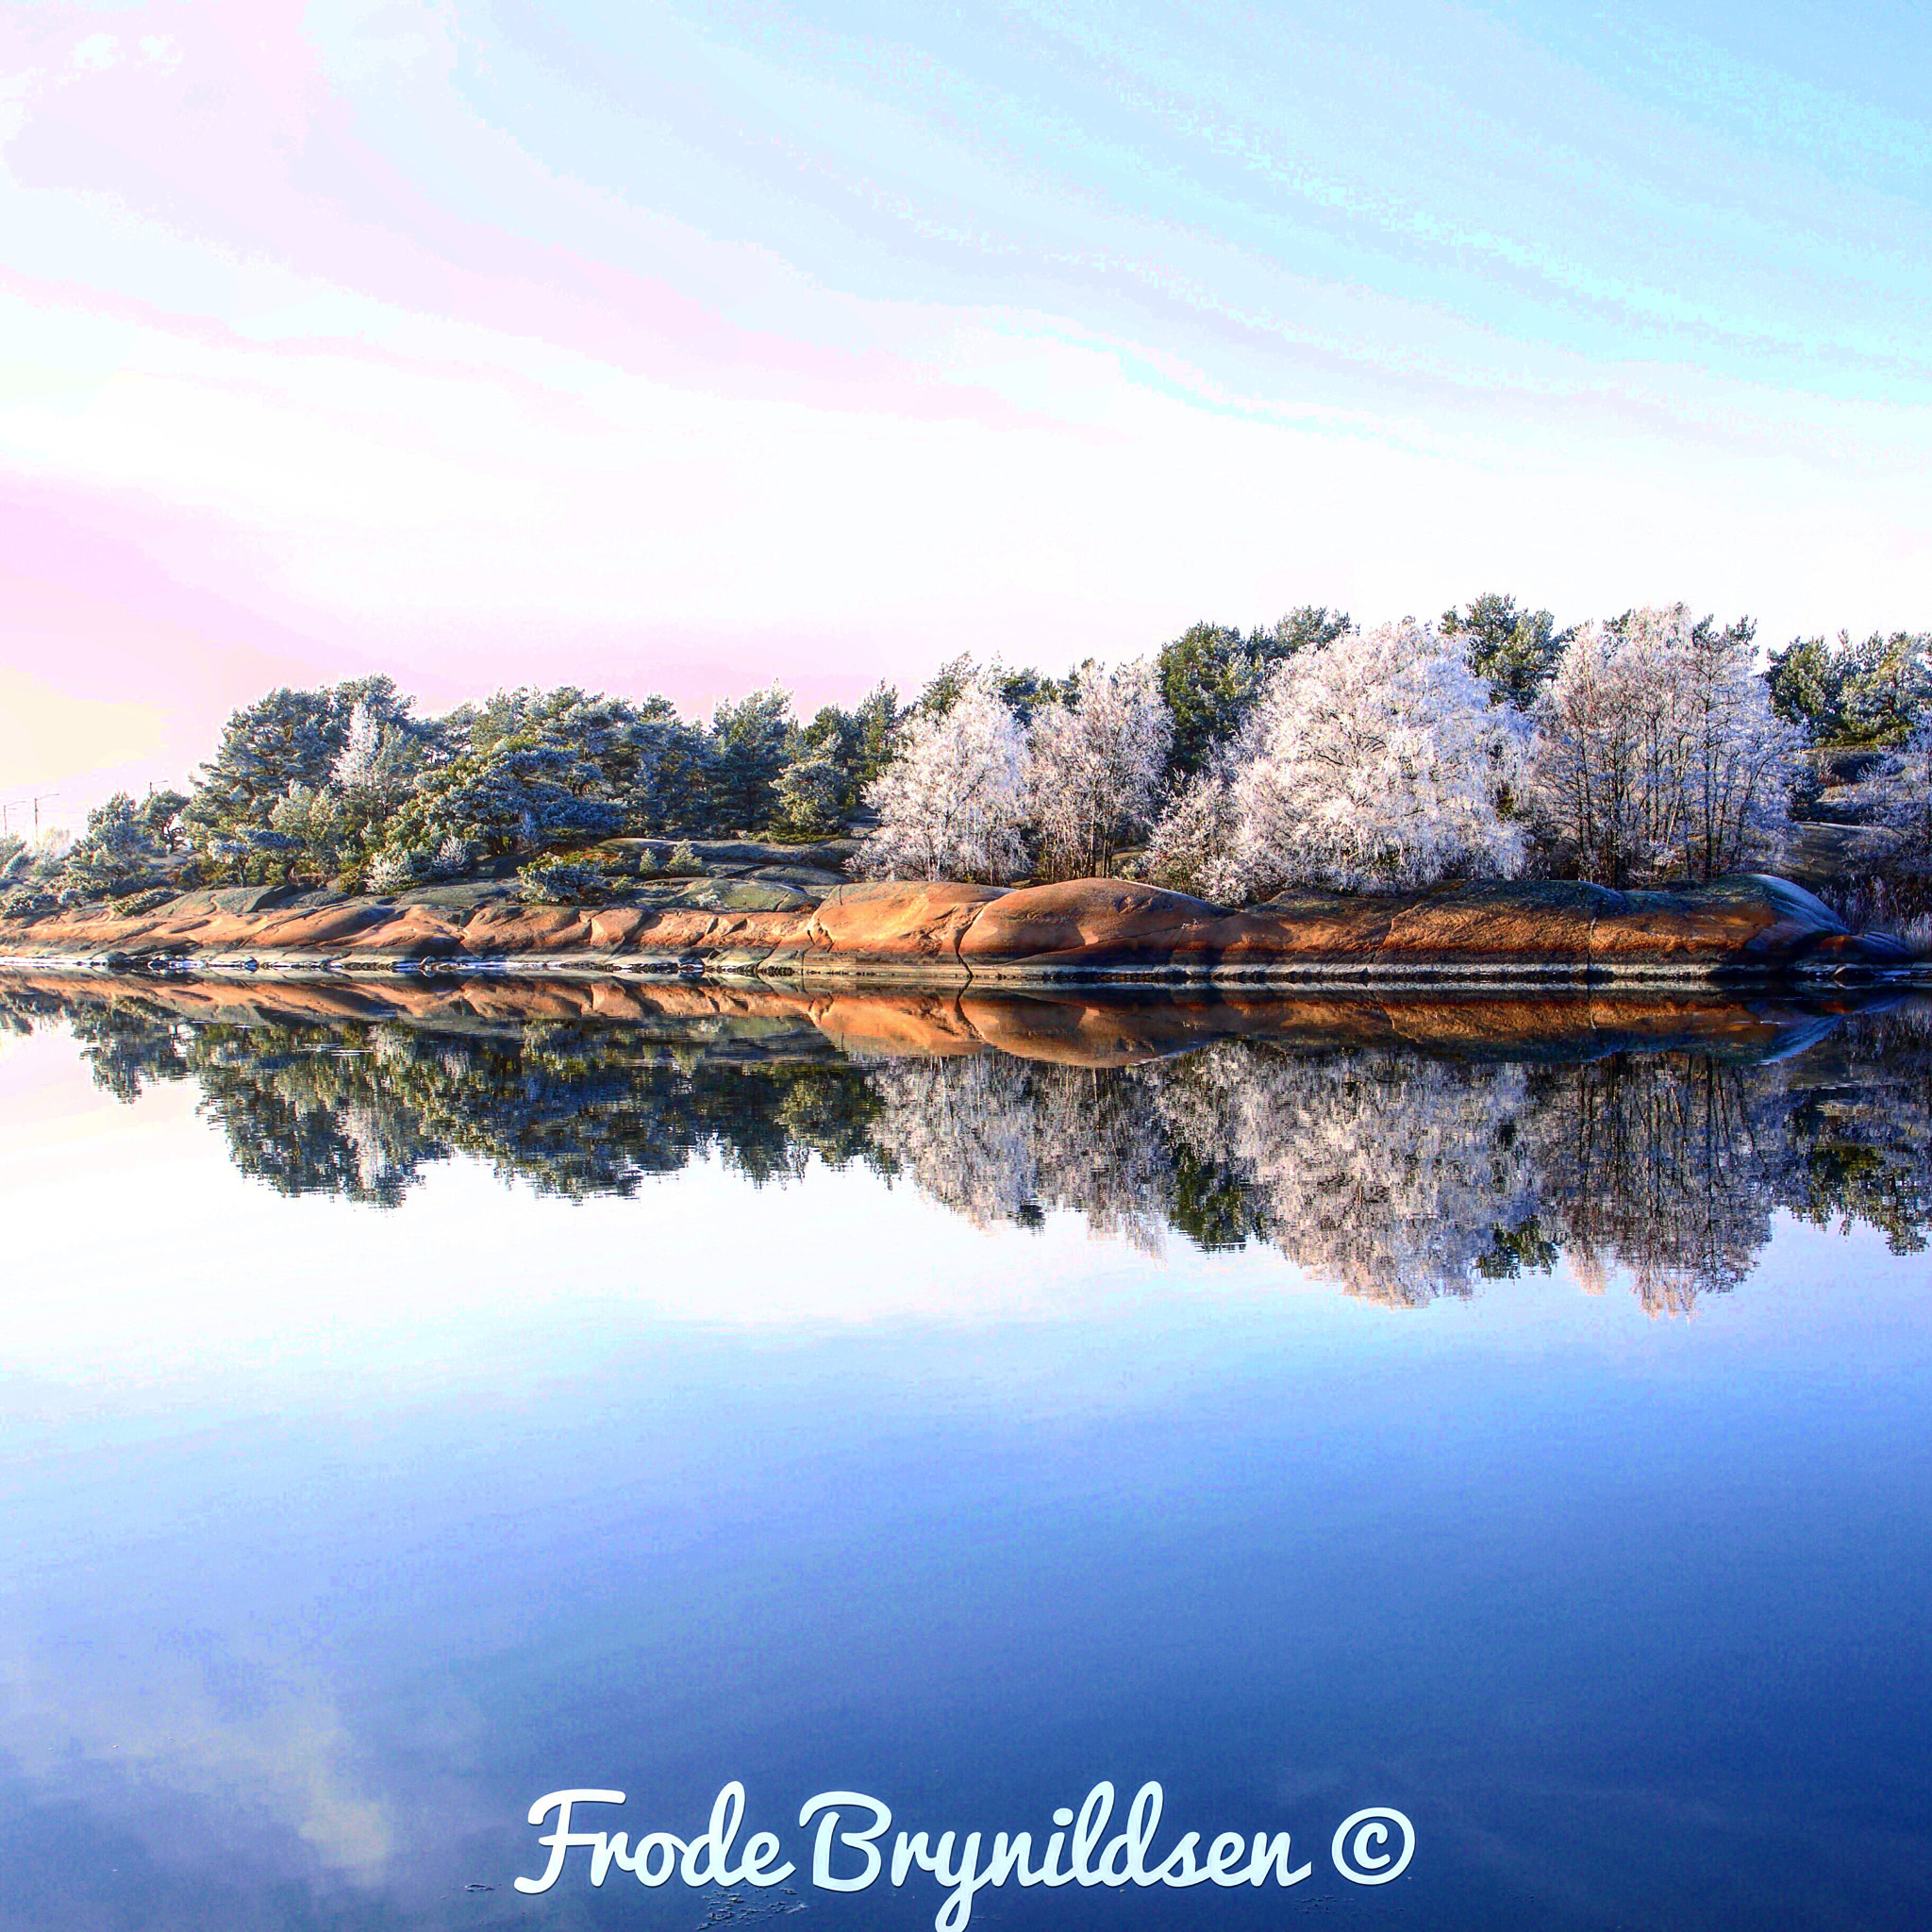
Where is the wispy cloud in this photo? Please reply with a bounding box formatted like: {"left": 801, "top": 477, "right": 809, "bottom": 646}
{"left": 2, "top": 0, "right": 1928, "bottom": 820}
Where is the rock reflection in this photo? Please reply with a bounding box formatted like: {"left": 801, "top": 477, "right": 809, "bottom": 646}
{"left": 7, "top": 977, "right": 1929, "bottom": 1311}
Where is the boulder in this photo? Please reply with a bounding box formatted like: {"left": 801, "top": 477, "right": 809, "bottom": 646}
{"left": 791, "top": 881, "right": 1008, "bottom": 982}
{"left": 958, "top": 879, "right": 1233, "bottom": 979}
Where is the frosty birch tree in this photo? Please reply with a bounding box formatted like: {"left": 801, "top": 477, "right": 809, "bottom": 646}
{"left": 1531, "top": 606, "right": 1801, "bottom": 884}
{"left": 855, "top": 676, "right": 1029, "bottom": 882}
{"left": 333, "top": 700, "right": 420, "bottom": 808}
{"left": 1676, "top": 615, "right": 1805, "bottom": 880}
{"left": 1027, "top": 658, "right": 1173, "bottom": 879}
{"left": 1219, "top": 619, "right": 1526, "bottom": 895}
{"left": 1142, "top": 761, "right": 1247, "bottom": 901}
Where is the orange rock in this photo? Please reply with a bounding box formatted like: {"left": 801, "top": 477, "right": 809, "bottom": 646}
{"left": 805, "top": 991, "right": 984, "bottom": 1058}
{"left": 0, "top": 872, "right": 1911, "bottom": 984}
{"left": 776, "top": 881, "right": 1005, "bottom": 981}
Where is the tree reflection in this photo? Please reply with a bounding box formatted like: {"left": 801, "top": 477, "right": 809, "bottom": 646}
{"left": 8, "top": 981, "right": 1929, "bottom": 1311}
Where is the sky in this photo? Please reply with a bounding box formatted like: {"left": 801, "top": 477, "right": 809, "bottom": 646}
{"left": 3, "top": 0, "right": 1930, "bottom": 827}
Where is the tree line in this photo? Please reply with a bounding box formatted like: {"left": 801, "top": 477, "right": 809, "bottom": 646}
{"left": 2, "top": 595, "right": 1927, "bottom": 914}
{"left": 854, "top": 600, "right": 1929, "bottom": 899}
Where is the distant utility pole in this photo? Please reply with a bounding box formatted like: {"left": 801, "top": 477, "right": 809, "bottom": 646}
{"left": 4, "top": 793, "right": 64, "bottom": 838}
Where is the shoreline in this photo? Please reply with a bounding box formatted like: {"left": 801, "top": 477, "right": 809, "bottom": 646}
{"left": 0, "top": 873, "right": 1920, "bottom": 991}
{"left": 2, "top": 965, "right": 1914, "bottom": 1071}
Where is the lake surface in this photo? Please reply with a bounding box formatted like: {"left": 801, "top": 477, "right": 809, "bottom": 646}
{"left": 2, "top": 976, "right": 1929, "bottom": 1931}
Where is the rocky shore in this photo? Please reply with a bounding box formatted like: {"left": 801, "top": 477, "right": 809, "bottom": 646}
{"left": 0, "top": 865, "right": 1919, "bottom": 988}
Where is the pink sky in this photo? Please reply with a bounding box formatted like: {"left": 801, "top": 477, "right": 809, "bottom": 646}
{"left": 5, "top": 0, "right": 1929, "bottom": 830}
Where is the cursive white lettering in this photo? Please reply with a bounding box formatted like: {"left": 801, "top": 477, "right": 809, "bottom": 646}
{"left": 1205, "top": 1829, "right": 1249, "bottom": 1885}
{"left": 680, "top": 1781, "right": 747, "bottom": 1887}
{"left": 797, "top": 1790, "right": 892, "bottom": 1891}
{"left": 1070, "top": 1782, "right": 1114, "bottom": 1886}
{"left": 1246, "top": 1830, "right": 1312, "bottom": 1887}
{"left": 513, "top": 1789, "right": 625, "bottom": 1895}
{"left": 514, "top": 1777, "right": 1390, "bottom": 1923}
{"left": 1098, "top": 1779, "right": 1165, "bottom": 1885}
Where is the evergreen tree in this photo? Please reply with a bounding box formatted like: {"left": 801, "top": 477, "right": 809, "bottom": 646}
{"left": 1441, "top": 592, "right": 1571, "bottom": 709}
{"left": 187, "top": 676, "right": 415, "bottom": 842}
{"left": 1767, "top": 634, "right": 1849, "bottom": 740}
{"left": 1157, "top": 606, "right": 1350, "bottom": 780}
{"left": 1157, "top": 623, "right": 1253, "bottom": 780}
{"left": 708, "top": 687, "right": 794, "bottom": 831}
{"left": 851, "top": 683, "right": 901, "bottom": 794}
{"left": 1841, "top": 630, "right": 1932, "bottom": 745}
{"left": 58, "top": 792, "right": 159, "bottom": 902}
{"left": 139, "top": 788, "right": 191, "bottom": 853}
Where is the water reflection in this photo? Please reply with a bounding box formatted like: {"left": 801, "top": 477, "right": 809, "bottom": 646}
{"left": 6, "top": 975, "right": 1929, "bottom": 1313}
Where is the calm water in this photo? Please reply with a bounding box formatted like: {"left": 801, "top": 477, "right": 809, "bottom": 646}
{"left": 2, "top": 977, "right": 1929, "bottom": 1931}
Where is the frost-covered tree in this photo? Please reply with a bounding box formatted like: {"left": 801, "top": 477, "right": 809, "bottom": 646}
{"left": 1531, "top": 606, "right": 1800, "bottom": 884}
{"left": 866, "top": 1053, "right": 1173, "bottom": 1252}
{"left": 1148, "top": 1045, "right": 1542, "bottom": 1305}
{"left": 1675, "top": 615, "right": 1806, "bottom": 881}
{"left": 1853, "top": 717, "right": 1932, "bottom": 876}
{"left": 1142, "top": 762, "right": 1245, "bottom": 901}
{"left": 1027, "top": 658, "right": 1173, "bottom": 879}
{"left": 188, "top": 677, "right": 415, "bottom": 844}
{"left": 332, "top": 699, "right": 421, "bottom": 806}
{"left": 854, "top": 675, "right": 1029, "bottom": 882}
{"left": 1221, "top": 618, "right": 1526, "bottom": 895}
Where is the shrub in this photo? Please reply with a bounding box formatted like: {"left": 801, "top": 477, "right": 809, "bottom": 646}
{"left": 365, "top": 850, "right": 418, "bottom": 894}
{"left": 516, "top": 860, "right": 610, "bottom": 905}
{"left": 430, "top": 835, "right": 473, "bottom": 877}
{"left": 110, "top": 887, "right": 175, "bottom": 917}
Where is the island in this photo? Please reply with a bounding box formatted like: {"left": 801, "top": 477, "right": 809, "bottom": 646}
{"left": 0, "top": 846, "right": 1916, "bottom": 989}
